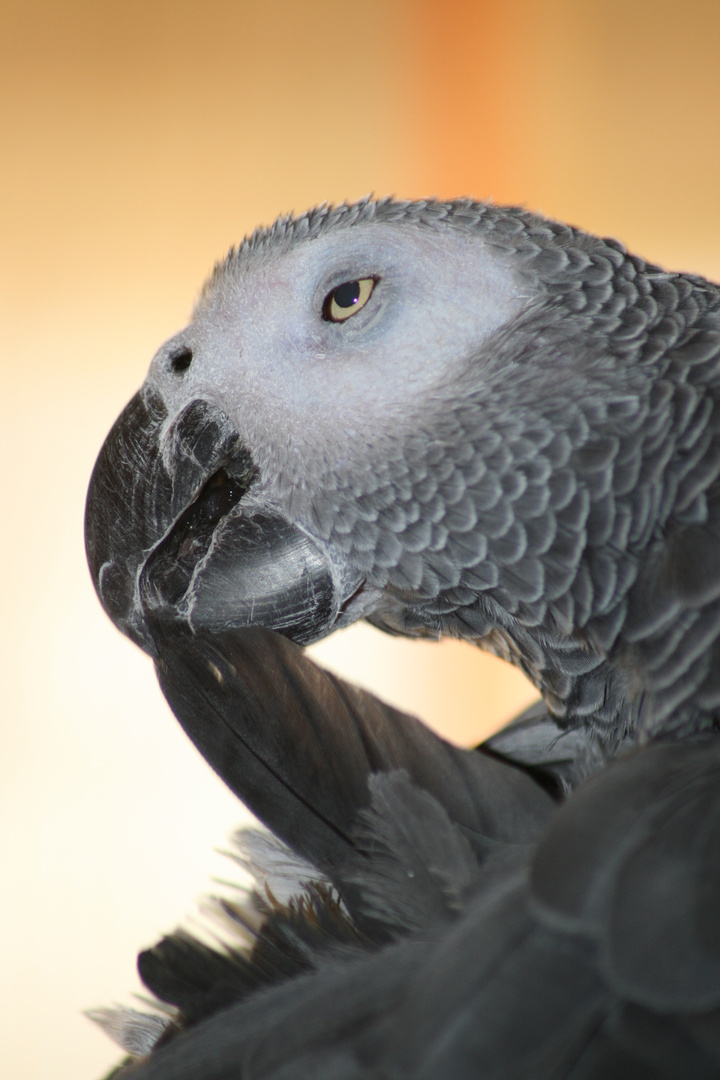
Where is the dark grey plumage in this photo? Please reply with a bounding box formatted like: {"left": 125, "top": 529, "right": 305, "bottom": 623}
{"left": 83, "top": 198, "right": 720, "bottom": 1078}
{"left": 97, "top": 627, "right": 720, "bottom": 1080}
{"left": 86, "top": 197, "right": 720, "bottom": 745}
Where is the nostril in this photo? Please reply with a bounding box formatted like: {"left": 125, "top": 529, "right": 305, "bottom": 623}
{"left": 170, "top": 347, "right": 193, "bottom": 374}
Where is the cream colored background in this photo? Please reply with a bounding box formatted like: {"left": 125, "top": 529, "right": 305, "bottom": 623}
{"left": 2, "top": 2, "right": 719, "bottom": 1076}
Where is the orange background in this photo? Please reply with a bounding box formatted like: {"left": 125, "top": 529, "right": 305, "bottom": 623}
{"left": 2, "top": 2, "right": 719, "bottom": 1076}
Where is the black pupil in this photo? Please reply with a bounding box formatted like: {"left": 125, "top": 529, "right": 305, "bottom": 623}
{"left": 334, "top": 281, "right": 360, "bottom": 308}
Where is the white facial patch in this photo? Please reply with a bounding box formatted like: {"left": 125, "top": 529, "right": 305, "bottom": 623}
{"left": 146, "top": 217, "right": 533, "bottom": 503}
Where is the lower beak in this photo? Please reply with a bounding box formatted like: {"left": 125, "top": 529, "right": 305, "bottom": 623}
{"left": 85, "top": 387, "right": 356, "bottom": 653}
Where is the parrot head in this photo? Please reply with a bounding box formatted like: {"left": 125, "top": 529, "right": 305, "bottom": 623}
{"left": 85, "top": 198, "right": 533, "bottom": 654}
{"left": 87, "top": 195, "right": 720, "bottom": 742}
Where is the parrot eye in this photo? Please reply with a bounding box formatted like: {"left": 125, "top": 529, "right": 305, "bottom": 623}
{"left": 170, "top": 347, "right": 193, "bottom": 374}
{"left": 322, "top": 277, "right": 376, "bottom": 322}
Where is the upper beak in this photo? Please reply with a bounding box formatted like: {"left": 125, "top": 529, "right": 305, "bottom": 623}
{"left": 85, "top": 386, "right": 357, "bottom": 654}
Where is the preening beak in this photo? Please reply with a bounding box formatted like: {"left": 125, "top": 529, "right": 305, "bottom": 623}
{"left": 85, "top": 387, "right": 352, "bottom": 654}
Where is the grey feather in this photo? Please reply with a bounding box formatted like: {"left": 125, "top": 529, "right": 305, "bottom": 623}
{"left": 83, "top": 198, "right": 720, "bottom": 1078}
{"left": 100, "top": 683, "right": 720, "bottom": 1078}
{"left": 86, "top": 196, "right": 720, "bottom": 745}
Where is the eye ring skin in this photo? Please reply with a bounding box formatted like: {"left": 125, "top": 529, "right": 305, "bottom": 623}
{"left": 322, "top": 277, "right": 378, "bottom": 322}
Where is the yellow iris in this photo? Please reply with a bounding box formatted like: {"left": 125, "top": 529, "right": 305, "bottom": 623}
{"left": 323, "top": 277, "right": 376, "bottom": 322}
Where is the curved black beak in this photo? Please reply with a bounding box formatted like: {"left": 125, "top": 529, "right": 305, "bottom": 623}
{"left": 85, "top": 387, "right": 355, "bottom": 654}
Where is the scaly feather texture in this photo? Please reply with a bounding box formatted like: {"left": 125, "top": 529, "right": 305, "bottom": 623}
{"left": 83, "top": 199, "right": 720, "bottom": 1078}
{"left": 86, "top": 197, "right": 720, "bottom": 743}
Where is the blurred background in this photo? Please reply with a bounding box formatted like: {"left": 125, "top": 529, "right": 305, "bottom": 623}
{"left": 2, "top": 1, "right": 719, "bottom": 1075}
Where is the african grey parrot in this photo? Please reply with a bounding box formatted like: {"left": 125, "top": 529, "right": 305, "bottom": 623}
{"left": 84, "top": 198, "right": 720, "bottom": 1077}
{"left": 87, "top": 196, "right": 720, "bottom": 745}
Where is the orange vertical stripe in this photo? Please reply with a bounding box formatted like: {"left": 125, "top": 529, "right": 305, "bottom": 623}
{"left": 411, "top": 0, "right": 533, "bottom": 203}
